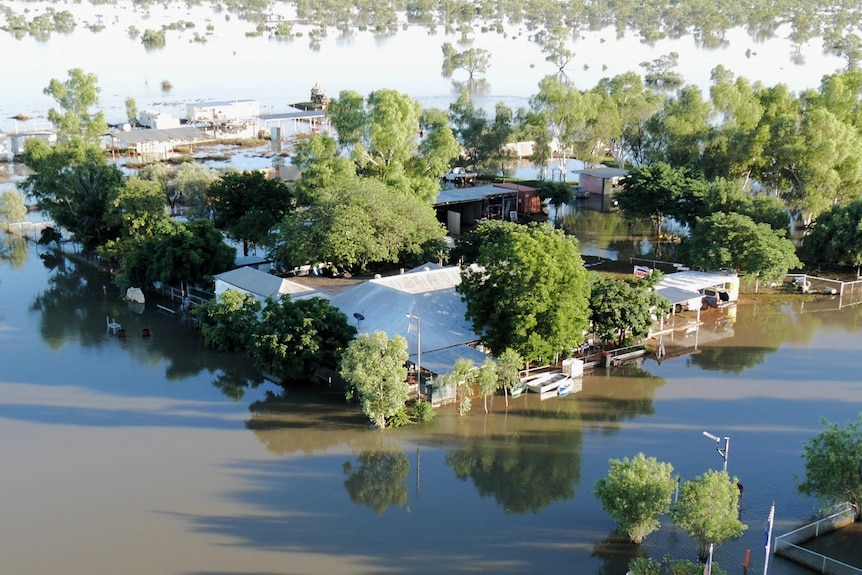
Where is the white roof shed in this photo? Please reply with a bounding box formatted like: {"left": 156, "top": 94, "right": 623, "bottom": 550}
{"left": 214, "top": 267, "right": 317, "bottom": 305}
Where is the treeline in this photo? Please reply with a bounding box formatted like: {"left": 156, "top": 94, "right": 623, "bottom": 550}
{"left": 2, "top": 0, "right": 862, "bottom": 66}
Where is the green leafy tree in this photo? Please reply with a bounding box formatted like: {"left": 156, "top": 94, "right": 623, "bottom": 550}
{"left": 681, "top": 212, "right": 801, "bottom": 283}
{"left": 271, "top": 173, "right": 445, "bottom": 274}
{"left": 801, "top": 199, "right": 862, "bottom": 273}
{"left": 175, "top": 162, "right": 219, "bottom": 219}
{"left": 531, "top": 77, "right": 601, "bottom": 175}
{"left": 670, "top": 470, "right": 747, "bottom": 561}
{"left": 674, "top": 178, "right": 790, "bottom": 232}
{"left": 791, "top": 107, "right": 862, "bottom": 219}
{"left": 702, "top": 66, "right": 765, "bottom": 179}
{"left": 291, "top": 135, "right": 357, "bottom": 195}
{"left": 640, "top": 52, "right": 684, "bottom": 92}
{"left": 589, "top": 274, "right": 669, "bottom": 346}
{"left": 43, "top": 68, "right": 108, "bottom": 143}
{"left": 456, "top": 220, "right": 591, "bottom": 364}
{"left": 122, "top": 218, "right": 235, "bottom": 288}
{"left": 495, "top": 348, "right": 523, "bottom": 408}
{"left": 326, "top": 92, "right": 458, "bottom": 203}
{"left": 441, "top": 42, "right": 491, "bottom": 81}
{"left": 592, "top": 72, "right": 664, "bottom": 168}
{"left": 250, "top": 296, "right": 357, "bottom": 385}
{"left": 209, "top": 170, "right": 294, "bottom": 256}
{"left": 448, "top": 357, "right": 475, "bottom": 416}
{"left": 594, "top": 453, "right": 676, "bottom": 544}
{"left": 326, "top": 89, "right": 367, "bottom": 152}
{"left": 797, "top": 414, "right": 862, "bottom": 520}
{"left": 448, "top": 92, "right": 513, "bottom": 172}
{"left": 616, "top": 162, "right": 689, "bottom": 236}
{"left": 115, "top": 176, "right": 168, "bottom": 239}
{"left": 339, "top": 331, "right": 409, "bottom": 430}
{"left": 124, "top": 97, "right": 138, "bottom": 124}
{"left": 646, "top": 85, "right": 712, "bottom": 168}
{"left": 538, "top": 181, "right": 576, "bottom": 226}
{"left": 476, "top": 357, "right": 498, "bottom": 414}
{"left": 192, "top": 288, "right": 261, "bottom": 352}
{"left": 20, "top": 141, "right": 124, "bottom": 252}
{"left": 0, "top": 190, "right": 28, "bottom": 232}
{"left": 534, "top": 26, "right": 574, "bottom": 75}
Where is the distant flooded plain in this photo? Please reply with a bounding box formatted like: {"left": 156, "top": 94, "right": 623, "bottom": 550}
{"left": 2, "top": 234, "right": 861, "bottom": 574}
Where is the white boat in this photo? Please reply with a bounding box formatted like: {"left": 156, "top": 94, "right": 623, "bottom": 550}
{"left": 557, "top": 378, "right": 582, "bottom": 397}
{"left": 443, "top": 167, "right": 478, "bottom": 187}
{"left": 525, "top": 371, "right": 569, "bottom": 394}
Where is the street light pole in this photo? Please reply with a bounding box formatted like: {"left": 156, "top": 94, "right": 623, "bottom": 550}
{"left": 406, "top": 313, "right": 421, "bottom": 398}
{"left": 702, "top": 431, "right": 730, "bottom": 473}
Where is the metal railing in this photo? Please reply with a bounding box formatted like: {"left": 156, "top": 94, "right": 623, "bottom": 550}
{"left": 774, "top": 505, "right": 861, "bottom": 575}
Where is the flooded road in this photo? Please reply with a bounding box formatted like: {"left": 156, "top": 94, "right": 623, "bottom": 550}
{"left": 2, "top": 237, "right": 861, "bottom": 574}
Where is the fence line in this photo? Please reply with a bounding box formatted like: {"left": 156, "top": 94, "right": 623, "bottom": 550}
{"left": 774, "top": 505, "right": 861, "bottom": 575}
{"left": 785, "top": 273, "right": 862, "bottom": 309}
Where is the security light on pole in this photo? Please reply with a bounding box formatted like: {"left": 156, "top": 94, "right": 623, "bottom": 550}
{"left": 702, "top": 431, "right": 730, "bottom": 473}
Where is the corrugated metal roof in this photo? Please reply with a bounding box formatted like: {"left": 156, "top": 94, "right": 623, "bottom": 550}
{"left": 435, "top": 184, "right": 516, "bottom": 206}
{"left": 654, "top": 270, "right": 738, "bottom": 304}
{"left": 215, "top": 267, "right": 315, "bottom": 298}
{"left": 573, "top": 168, "right": 629, "bottom": 179}
{"left": 656, "top": 286, "right": 703, "bottom": 305}
{"left": 324, "top": 266, "right": 482, "bottom": 374}
{"left": 109, "top": 126, "right": 211, "bottom": 145}
{"left": 367, "top": 266, "right": 461, "bottom": 295}
{"left": 657, "top": 270, "right": 736, "bottom": 292}
{"left": 419, "top": 344, "right": 491, "bottom": 375}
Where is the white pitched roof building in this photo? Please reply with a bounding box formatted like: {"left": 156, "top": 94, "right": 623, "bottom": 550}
{"left": 214, "top": 267, "right": 317, "bottom": 306}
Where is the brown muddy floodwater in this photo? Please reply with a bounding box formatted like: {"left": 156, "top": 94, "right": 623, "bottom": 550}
{"left": 2, "top": 238, "right": 862, "bottom": 575}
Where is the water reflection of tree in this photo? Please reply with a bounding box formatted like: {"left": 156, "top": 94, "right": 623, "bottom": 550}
{"left": 247, "top": 389, "right": 372, "bottom": 455}
{"left": 451, "top": 78, "right": 489, "bottom": 96}
{"left": 560, "top": 210, "right": 652, "bottom": 260}
{"left": 685, "top": 301, "right": 795, "bottom": 373}
{"left": 0, "top": 236, "right": 29, "bottom": 269}
{"left": 343, "top": 447, "right": 410, "bottom": 515}
{"left": 28, "top": 256, "right": 262, "bottom": 393}
{"left": 579, "top": 367, "right": 664, "bottom": 430}
{"left": 591, "top": 531, "right": 642, "bottom": 575}
{"left": 30, "top": 260, "right": 115, "bottom": 350}
{"left": 210, "top": 365, "right": 264, "bottom": 401}
{"left": 445, "top": 426, "right": 582, "bottom": 514}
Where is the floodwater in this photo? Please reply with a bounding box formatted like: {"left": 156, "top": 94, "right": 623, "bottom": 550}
{"left": 0, "top": 0, "right": 848, "bottom": 135}
{"left": 2, "top": 235, "right": 862, "bottom": 575}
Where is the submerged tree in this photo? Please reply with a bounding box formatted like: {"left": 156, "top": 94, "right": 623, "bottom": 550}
{"left": 20, "top": 141, "right": 124, "bottom": 252}
{"left": 0, "top": 190, "right": 28, "bottom": 232}
{"left": 680, "top": 212, "right": 801, "bottom": 284}
{"left": 476, "top": 357, "right": 498, "bottom": 414}
{"left": 192, "top": 288, "right": 261, "bottom": 353}
{"left": 671, "top": 470, "right": 747, "bottom": 561}
{"left": 43, "top": 68, "right": 107, "bottom": 143}
{"left": 441, "top": 42, "right": 491, "bottom": 81}
{"left": 340, "top": 331, "right": 409, "bottom": 430}
{"left": 250, "top": 296, "right": 357, "bottom": 385}
{"left": 797, "top": 414, "right": 862, "bottom": 520}
{"left": 594, "top": 453, "right": 676, "bottom": 544}
{"left": 800, "top": 198, "right": 862, "bottom": 274}
{"left": 589, "top": 273, "right": 669, "bottom": 346}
